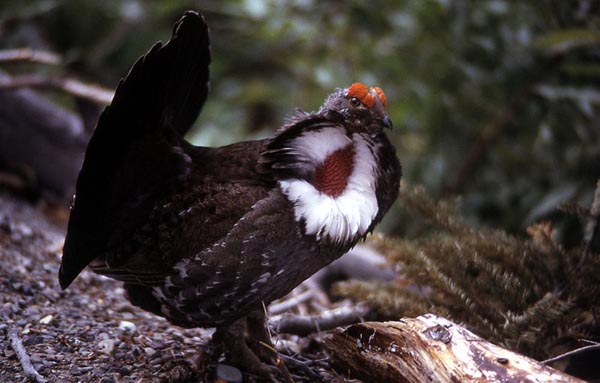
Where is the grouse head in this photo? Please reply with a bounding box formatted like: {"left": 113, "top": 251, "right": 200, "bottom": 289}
{"left": 319, "top": 82, "right": 392, "bottom": 134}
{"left": 258, "top": 82, "right": 400, "bottom": 247}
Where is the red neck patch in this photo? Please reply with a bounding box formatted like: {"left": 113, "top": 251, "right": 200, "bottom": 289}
{"left": 311, "top": 145, "right": 355, "bottom": 197}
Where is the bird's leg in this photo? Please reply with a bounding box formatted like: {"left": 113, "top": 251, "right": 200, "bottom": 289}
{"left": 246, "top": 309, "right": 277, "bottom": 360}
{"left": 190, "top": 331, "right": 223, "bottom": 378}
{"left": 214, "top": 317, "right": 278, "bottom": 381}
{"left": 246, "top": 309, "right": 294, "bottom": 383}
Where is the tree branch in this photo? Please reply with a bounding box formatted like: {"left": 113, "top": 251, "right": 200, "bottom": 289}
{"left": 0, "top": 74, "right": 113, "bottom": 105}
{"left": 269, "top": 304, "right": 372, "bottom": 336}
{"left": 268, "top": 289, "right": 314, "bottom": 316}
{"left": 0, "top": 48, "right": 61, "bottom": 65}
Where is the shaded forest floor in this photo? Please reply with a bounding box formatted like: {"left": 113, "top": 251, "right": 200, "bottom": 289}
{"left": 0, "top": 193, "right": 340, "bottom": 383}
{"left": 0, "top": 192, "right": 215, "bottom": 382}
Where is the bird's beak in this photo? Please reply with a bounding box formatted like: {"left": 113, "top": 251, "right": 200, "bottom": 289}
{"left": 383, "top": 116, "right": 393, "bottom": 130}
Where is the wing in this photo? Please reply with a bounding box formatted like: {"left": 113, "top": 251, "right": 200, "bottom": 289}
{"left": 104, "top": 190, "right": 305, "bottom": 327}
{"left": 84, "top": 140, "right": 272, "bottom": 287}
{"left": 154, "top": 190, "right": 345, "bottom": 326}
{"left": 59, "top": 11, "right": 211, "bottom": 289}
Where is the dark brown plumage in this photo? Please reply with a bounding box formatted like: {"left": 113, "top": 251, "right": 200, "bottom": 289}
{"left": 59, "top": 11, "right": 401, "bottom": 378}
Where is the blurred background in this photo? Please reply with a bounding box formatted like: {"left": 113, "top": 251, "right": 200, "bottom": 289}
{"left": 1, "top": 0, "right": 599, "bottom": 237}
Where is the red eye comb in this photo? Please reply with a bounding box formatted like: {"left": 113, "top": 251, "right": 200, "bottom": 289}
{"left": 347, "top": 83, "right": 387, "bottom": 108}
{"left": 371, "top": 86, "right": 387, "bottom": 108}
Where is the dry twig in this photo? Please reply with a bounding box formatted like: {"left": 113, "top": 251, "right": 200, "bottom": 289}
{"left": 571, "top": 179, "right": 600, "bottom": 278}
{"left": 583, "top": 179, "right": 600, "bottom": 251}
{"left": 8, "top": 327, "right": 47, "bottom": 383}
{"left": 542, "top": 341, "right": 600, "bottom": 365}
{"left": 270, "top": 304, "right": 372, "bottom": 336}
{"left": 268, "top": 290, "right": 314, "bottom": 315}
{"left": 0, "top": 48, "right": 61, "bottom": 65}
{"left": 0, "top": 74, "right": 113, "bottom": 105}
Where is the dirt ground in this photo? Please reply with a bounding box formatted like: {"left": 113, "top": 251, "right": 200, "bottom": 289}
{"left": 0, "top": 193, "right": 342, "bottom": 383}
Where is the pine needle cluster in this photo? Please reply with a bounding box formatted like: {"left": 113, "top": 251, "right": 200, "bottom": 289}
{"left": 334, "top": 181, "right": 600, "bottom": 359}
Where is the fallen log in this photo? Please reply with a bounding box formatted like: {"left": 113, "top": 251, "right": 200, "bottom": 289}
{"left": 323, "top": 314, "right": 584, "bottom": 383}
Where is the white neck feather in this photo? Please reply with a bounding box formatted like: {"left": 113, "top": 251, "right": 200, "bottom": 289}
{"left": 278, "top": 128, "right": 379, "bottom": 243}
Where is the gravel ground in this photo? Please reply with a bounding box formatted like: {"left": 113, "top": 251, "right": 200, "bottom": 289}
{"left": 0, "top": 193, "right": 343, "bottom": 383}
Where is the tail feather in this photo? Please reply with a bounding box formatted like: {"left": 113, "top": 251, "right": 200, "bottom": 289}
{"left": 59, "top": 11, "right": 210, "bottom": 289}
{"left": 108, "top": 10, "right": 210, "bottom": 139}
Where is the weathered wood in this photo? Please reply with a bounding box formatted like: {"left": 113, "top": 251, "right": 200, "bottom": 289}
{"left": 323, "top": 314, "right": 585, "bottom": 383}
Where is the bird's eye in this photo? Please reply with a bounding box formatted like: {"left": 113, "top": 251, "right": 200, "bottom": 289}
{"left": 349, "top": 97, "right": 361, "bottom": 107}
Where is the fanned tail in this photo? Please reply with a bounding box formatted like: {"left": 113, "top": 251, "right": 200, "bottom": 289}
{"left": 60, "top": 11, "right": 211, "bottom": 289}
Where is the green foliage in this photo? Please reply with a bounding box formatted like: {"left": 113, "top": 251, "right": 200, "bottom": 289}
{"left": 335, "top": 182, "right": 600, "bottom": 359}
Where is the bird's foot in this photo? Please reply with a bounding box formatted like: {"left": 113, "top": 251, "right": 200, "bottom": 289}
{"left": 212, "top": 312, "right": 294, "bottom": 383}
{"left": 188, "top": 339, "right": 222, "bottom": 381}
{"left": 246, "top": 310, "right": 294, "bottom": 383}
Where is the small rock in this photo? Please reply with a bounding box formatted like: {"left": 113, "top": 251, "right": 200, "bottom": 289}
{"left": 147, "top": 340, "right": 166, "bottom": 349}
{"left": 98, "top": 339, "right": 115, "bottom": 354}
{"left": 144, "top": 347, "right": 156, "bottom": 356}
{"left": 71, "top": 366, "right": 94, "bottom": 374}
{"left": 39, "top": 314, "right": 53, "bottom": 325}
{"left": 112, "top": 366, "right": 131, "bottom": 375}
{"left": 0, "top": 302, "right": 14, "bottom": 317}
{"left": 97, "top": 332, "right": 110, "bottom": 340}
{"left": 33, "top": 363, "right": 45, "bottom": 373}
{"left": 150, "top": 353, "right": 173, "bottom": 364}
{"left": 21, "top": 284, "right": 34, "bottom": 296}
{"left": 118, "top": 320, "right": 137, "bottom": 333}
{"left": 216, "top": 364, "right": 243, "bottom": 383}
{"left": 23, "top": 335, "right": 44, "bottom": 346}
{"left": 30, "top": 354, "right": 43, "bottom": 364}
{"left": 0, "top": 215, "right": 10, "bottom": 232}
{"left": 41, "top": 287, "right": 59, "bottom": 302}
{"left": 15, "top": 222, "right": 33, "bottom": 237}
